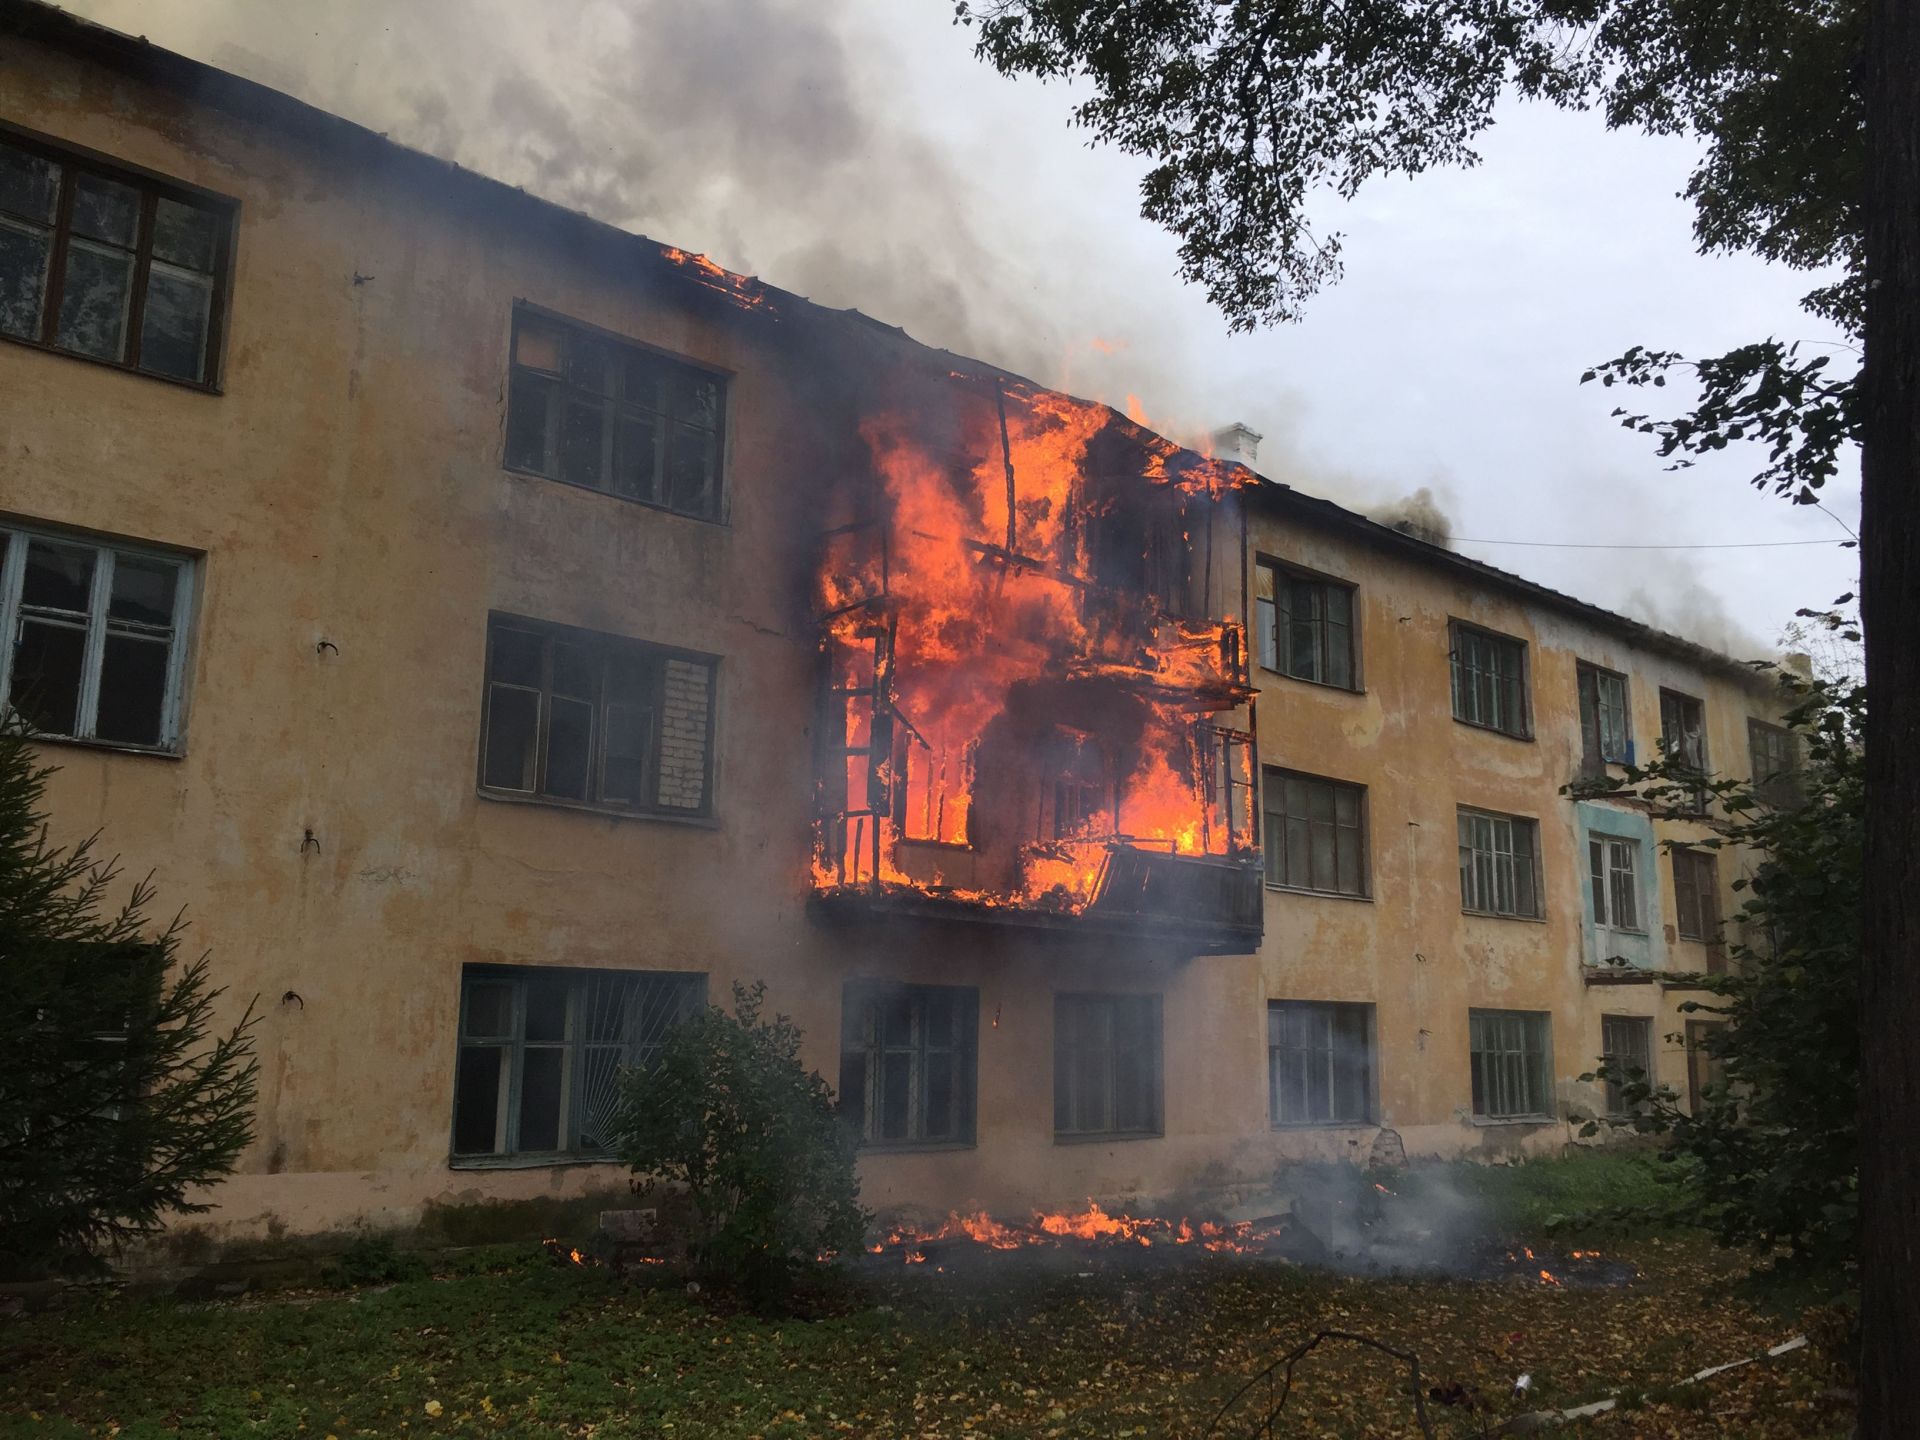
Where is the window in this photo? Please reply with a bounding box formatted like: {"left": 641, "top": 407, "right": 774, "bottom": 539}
{"left": 451, "top": 966, "right": 704, "bottom": 1161}
{"left": 1469, "top": 1009, "right": 1553, "bottom": 1120}
{"left": 1658, "top": 688, "right": 1708, "bottom": 771}
{"left": 1268, "top": 1001, "right": 1373, "bottom": 1125}
{"left": 1456, "top": 808, "right": 1541, "bottom": 918}
{"left": 1747, "top": 719, "right": 1801, "bottom": 807}
{"left": 480, "top": 615, "right": 717, "bottom": 818}
{"left": 0, "top": 525, "right": 193, "bottom": 750}
{"left": 1600, "top": 1015, "right": 1653, "bottom": 1117}
{"left": 1672, "top": 847, "right": 1725, "bottom": 971}
{"left": 1054, "top": 993, "right": 1162, "bottom": 1139}
{"left": 1254, "top": 561, "right": 1357, "bottom": 689}
{"left": 1263, "top": 769, "right": 1368, "bottom": 897}
{"left": 1685, "top": 1019, "right": 1728, "bottom": 1115}
{"left": 1450, "top": 621, "right": 1530, "bottom": 737}
{"left": 839, "top": 983, "right": 977, "bottom": 1148}
{"left": 0, "top": 132, "right": 232, "bottom": 385}
{"left": 1576, "top": 662, "right": 1631, "bottom": 769}
{"left": 1587, "top": 834, "right": 1642, "bottom": 934}
{"left": 504, "top": 306, "right": 727, "bottom": 521}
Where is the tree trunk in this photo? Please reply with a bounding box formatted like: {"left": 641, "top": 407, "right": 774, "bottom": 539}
{"left": 1857, "top": 0, "right": 1920, "bottom": 1431}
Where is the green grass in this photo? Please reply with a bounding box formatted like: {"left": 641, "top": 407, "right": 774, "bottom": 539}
{"left": 0, "top": 1218, "right": 1848, "bottom": 1439}
{"left": 1399, "top": 1146, "right": 1686, "bottom": 1236}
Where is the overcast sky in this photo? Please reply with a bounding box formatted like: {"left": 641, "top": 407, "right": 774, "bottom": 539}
{"left": 69, "top": 0, "right": 1861, "bottom": 656}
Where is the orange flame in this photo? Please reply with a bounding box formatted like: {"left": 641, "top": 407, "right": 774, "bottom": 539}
{"left": 872, "top": 1200, "right": 1287, "bottom": 1261}
{"left": 658, "top": 245, "right": 774, "bottom": 313}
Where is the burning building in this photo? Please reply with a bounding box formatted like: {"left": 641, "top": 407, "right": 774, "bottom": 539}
{"left": 0, "top": 4, "right": 1789, "bottom": 1268}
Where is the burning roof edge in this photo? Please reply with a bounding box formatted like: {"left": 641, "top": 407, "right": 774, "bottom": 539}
{"left": 5, "top": 1, "right": 1783, "bottom": 688}
{"left": 1244, "top": 478, "right": 1780, "bottom": 687}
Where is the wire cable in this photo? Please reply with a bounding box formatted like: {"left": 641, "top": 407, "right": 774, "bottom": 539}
{"left": 1448, "top": 536, "right": 1848, "bottom": 551}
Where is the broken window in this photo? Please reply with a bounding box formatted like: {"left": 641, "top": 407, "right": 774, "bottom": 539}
{"left": 1469, "top": 1009, "right": 1553, "bottom": 1120}
{"left": 1747, "top": 718, "right": 1801, "bottom": 808}
{"left": 0, "top": 524, "right": 193, "bottom": 750}
{"left": 1044, "top": 726, "right": 1112, "bottom": 840}
{"left": 1449, "top": 621, "right": 1530, "bottom": 737}
{"left": 1576, "top": 662, "right": 1631, "bottom": 770}
{"left": 1456, "top": 807, "right": 1541, "bottom": 918}
{"left": 0, "top": 133, "right": 232, "bottom": 384}
{"left": 1600, "top": 1014, "right": 1652, "bottom": 1117}
{"left": 1267, "top": 1001, "right": 1372, "bottom": 1125}
{"left": 481, "top": 615, "right": 717, "bottom": 818}
{"left": 1254, "top": 561, "right": 1356, "bottom": 689}
{"left": 839, "top": 983, "right": 977, "bottom": 1148}
{"left": 452, "top": 965, "right": 704, "bottom": 1161}
{"left": 1053, "top": 993, "right": 1162, "bottom": 1139}
{"left": 504, "top": 305, "right": 727, "bottom": 521}
{"left": 1671, "top": 846, "right": 1725, "bottom": 970}
{"left": 1262, "top": 768, "right": 1368, "bottom": 897}
{"left": 1587, "top": 834, "right": 1642, "bottom": 936}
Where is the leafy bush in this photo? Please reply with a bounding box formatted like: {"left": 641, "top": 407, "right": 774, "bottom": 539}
{"left": 0, "top": 724, "right": 259, "bottom": 1277}
{"left": 1573, "top": 652, "right": 1862, "bottom": 1277}
{"left": 614, "top": 982, "right": 866, "bottom": 1301}
{"left": 323, "top": 1231, "right": 425, "bottom": 1287}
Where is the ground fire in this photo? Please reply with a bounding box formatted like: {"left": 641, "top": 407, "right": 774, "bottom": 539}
{"left": 811, "top": 370, "right": 1263, "bottom": 941}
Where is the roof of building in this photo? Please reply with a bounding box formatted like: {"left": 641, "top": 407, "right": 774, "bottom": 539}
{"left": 2, "top": 0, "right": 1776, "bottom": 686}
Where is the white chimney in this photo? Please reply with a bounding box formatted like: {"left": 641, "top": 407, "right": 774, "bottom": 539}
{"left": 1211, "top": 421, "right": 1263, "bottom": 467}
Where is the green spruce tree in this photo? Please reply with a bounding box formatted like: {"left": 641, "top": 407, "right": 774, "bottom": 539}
{"left": 0, "top": 723, "right": 259, "bottom": 1277}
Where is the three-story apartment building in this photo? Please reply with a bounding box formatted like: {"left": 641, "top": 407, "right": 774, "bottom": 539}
{"left": 0, "top": 4, "right": 1787, "bottom": 1261}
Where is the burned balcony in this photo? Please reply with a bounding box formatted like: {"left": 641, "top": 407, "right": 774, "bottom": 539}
{"left": 810, "top": 371, "right": 1263, "bottom": 953}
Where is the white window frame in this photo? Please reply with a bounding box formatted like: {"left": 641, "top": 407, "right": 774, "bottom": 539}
{"left": 1587, "top": 833, "right": 1643, "bottom": 937}
{"left": 0, "top": 524, "right": 194, "bottom": 752}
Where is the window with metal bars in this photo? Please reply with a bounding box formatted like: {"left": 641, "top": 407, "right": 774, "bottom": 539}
{"left": 503, "top": 305, "right": 727, "bottom": 522}
{"left": 0, "top": 131, "right": 233, "bottom": 385}
{"left": 839, "top": 983, "right": 977, "bottom": 1148}
{"left": 1267, "top": 1001, "right": 1373, "bottom": 1125}
{"left": 451, "top": 965, "right": 705, "bottom": 1162}
{"left": 1587, "top": 834, "right": 1643, "bottom": 935}
{"left": 0, "top": 524, "right": 193, "bottom": 751}
{"left": 480, "top": 614, "right": 717, "bottom": 818}
{"left": 1449, "top": 621, "right": 1530, "bottom": 737}
{"left": 1456, "top": 807, "right": 1541, "bottom": 918}
{"left": 1053, "top": 993, "right": 1162, "bottom": 1139}
{"left": 1469, "top": 1009, "right": 1553, "bottom": 1120}
{"left": 1254, "top": 561, "right": 1357, "bottom": 689}
{"left": 1576, "top": 662, "right": 1631, "bottom": 770}
{"left": 1600, "top": 1014, "right": 1652, "bottom": 1117}
{"left": 1263, "top": 769, "right": 1368, "bottom": 897}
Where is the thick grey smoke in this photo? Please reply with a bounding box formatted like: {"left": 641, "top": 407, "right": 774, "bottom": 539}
{"left": 1366, "top": 486, "right": 1455, "bottom": 549}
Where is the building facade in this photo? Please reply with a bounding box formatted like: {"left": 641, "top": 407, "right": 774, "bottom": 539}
{"left": 0, "top": 6, "right": 1786, "bottom": 1261}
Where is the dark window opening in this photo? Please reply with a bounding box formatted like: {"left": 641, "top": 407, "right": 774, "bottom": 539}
{"left": 1255, "top": 562, "right": 1356, "bottom": 690}
{"left": 1263, "top": 768, "right": 1368, "bottom": 897}
{"left": 1600, "top": 1014, "right": 1652, "bottom": 1117}
{"left": 1457, "top": 807, "right": 1541, "bottom": 918}
{"left": 1268, "top": 1001, "right": 1373, "bottom": 1125}
{"left": 1747, "top": 718, "right": 1801, "bottom": 808}
{"left": 1450, "top": 621, "right": 1530, "bottom": 737}
{"left": 504, "top": 306, "right": 727, "bottom": 522}
{"left": 839, "top": 983, "right": 978, "bottom": 1148}
{"left": 481, "top": 615, "right": 717, "bottom": 818}
{"left": 1672, "top": 846, "right": 1726, "bottom": 971}
{"left": 1576, "top": 662, "right": 1630, "bottom": 771}
{"left": 1054, "top": 993, "right": 1162, "bottom": 1139}
{"left": 1469, "top": 1009, "right": 1553, "bottom": 1120}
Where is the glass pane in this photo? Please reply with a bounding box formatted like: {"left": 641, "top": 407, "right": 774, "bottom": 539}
{"left": 1325, "top": 622, "right": 1353, "bottom": 688}
{"left": 489, "top": 626, "right": 544, "bottom": 687}
{"left": 11, "top": 618, "right": 86, "bottom": 735}
{"left": 1333, "top": 786, "right": 1359, "bottom": 826}
{"left": 482, "top": 685, "right": 539, "bottom": 790}
{"left": 925, "top": 1051, "right": 955, "bottom": 1139}
{"left": 517, "top": 1048, "right": 565, "bottom": 1151}
{"left": 1336, "top": 829, "right": 1360, "bottom": 895}
{"left": 0, "top": 142, "right": 59, "bottom": 222}
{"left": 565, "top": 334, "right": 613, "bottom": 395}
{"left": 55, "top": 238, "right": 134, "bottom": 360}
{"left": 671, "top": 369, "right": 722, "bottom": 429}
{"left": 109, "top": 554, "right": 178, "bottom": 627}
{"left": 543, "top": 695, "right": 593, "bottom": 800}
{"left": 1284, "top": 816, "right": 1311, "bottom": 888}
{"left": 614, "top": 410, "right": 660, "bottom": 501}
{"left": 23, "top": 539, "right": 95, "bottom": 611}
{"left": 70, "top": 173, "right": 140, "bottom": 245}
{"left": 93, "top": 633, "right": 169, "bottom": 745}
{"left": 666, "top": 422, "right": 716, "bottom": 515}
{"left": 463, "top": 980, "right": 514, "bottom": 1038}
{"left": 622, "top": 349, "right": 664, "bottom": 406}
{"left": 1309, "top": 824, "right": 1337, "bottom": 891}
{"left": 151, "top": 197, "right": 219, "bottom": 271}
{"left": 561, "top": 398, "right": 607, "bottom": 488}
{"left": 452, "top": 1045, "right": 505, "bottom": 1154}
{"left": 505, "top": 372, "right": 554, "bottom": 472}
{"left": 879, "top": 1050, "right": 911, "bottom": 1139}
{"left": 0, "top": 217, "right": 51, "bottom": 339}
{"left": 577, "top": 1047, "right": 622, "bottom": 1150}
{"left": 138, "top": 263, "right": 213, "bottom": 381}
{"left": 601, "top": 702, "right": 652, "bottom": 803}
{"left": 880, "top": 992, "right": 915, "bottom": 1049}
{"left": 524, "top": 978, "right": 569, "bottom": 1042}
{"left": 514, "top": 317, "right": 563, "bottom": 373}
{"left": 550, "top": 639, "right": 597, "bottom": 699}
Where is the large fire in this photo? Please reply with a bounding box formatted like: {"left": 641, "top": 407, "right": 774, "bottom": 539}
{"left": 869, "top": 1199, "right": 1287, "bottom": 1260}
{"left": 813, "top": 373, "right": 1259, "bottom": 919}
